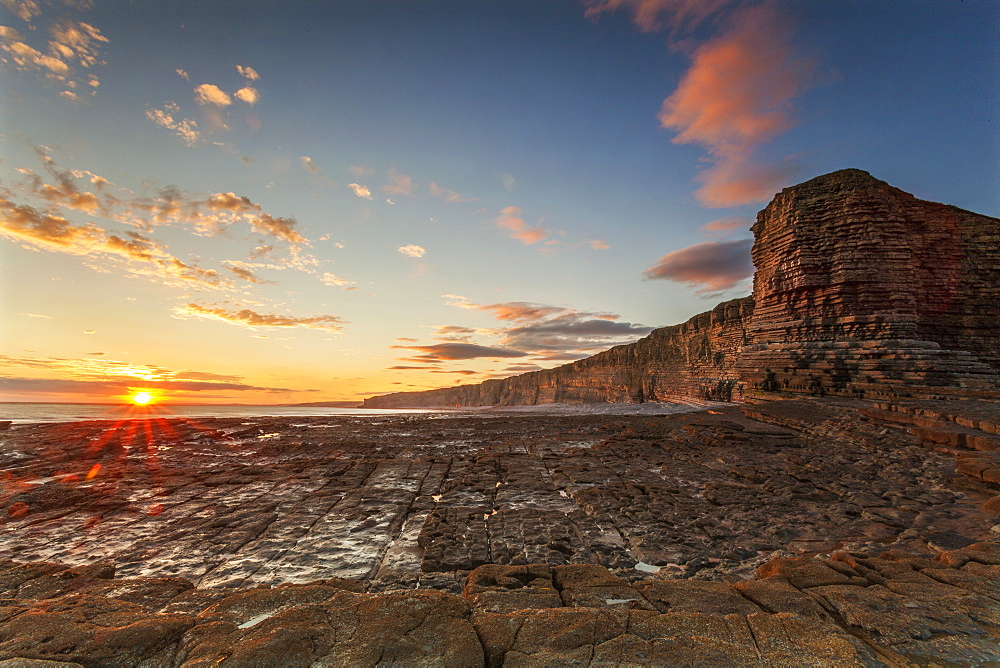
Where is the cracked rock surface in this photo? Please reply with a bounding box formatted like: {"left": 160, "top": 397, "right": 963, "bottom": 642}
{"left": 1, "top": 396, "right": 998, "bottom": 664}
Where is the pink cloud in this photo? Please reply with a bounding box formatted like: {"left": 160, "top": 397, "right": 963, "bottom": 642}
{"left": 658, "top": 4, "right": 815, "bottom": 207}
{"left": 644, "top": 238, "right": 753, "bottom": 293}
{"left": 494, "top": 206, "right": 550, "bottom": 245}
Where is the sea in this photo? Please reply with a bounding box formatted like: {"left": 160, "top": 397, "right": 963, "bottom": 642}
{"left": 0, "top": 402, "right": 431, "bottom": 424}
{"left": 0, "top": 400, "right": 722, "bottom": 425}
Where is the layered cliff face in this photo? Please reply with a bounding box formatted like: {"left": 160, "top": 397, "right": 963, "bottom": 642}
{"left": 738, "top": 169, "right": 1000, "bottom": 397}
{"left": 365, "top": 169, "right": 999, "bottom": 408}
{"left": 366, "top": 297, "right": 753, "bottom": 408}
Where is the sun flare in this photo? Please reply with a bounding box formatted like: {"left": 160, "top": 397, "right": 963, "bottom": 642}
{"left": 131, "top": 392, "right": 154, "bottom": 405}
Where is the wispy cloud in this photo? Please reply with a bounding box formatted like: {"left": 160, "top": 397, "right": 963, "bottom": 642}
{"left": 383, "top": 168, "right": 414, "bottom": 196}
{"left": 174, "top": 303, "right": 346, "bottom": 333}
{"left": 299, "top": 156, "right": 320, "bottom": 173}
{"left": 660, "top": 4, "right": 814, "bottom": 206}
{"left": 4, "top": 149, "right": 309, "bottom": 290}
{"left": 390, "top": 342, "right": 528, "bottom": 361}
{"left": 0, "top": 195, "right": 229, "bottom": 288}
{"left": 428, "top": 182, "right": 478, "bottom": 204}
{"left": 389, "top": 296, "right": 653, "bottom": 374}
{"left": 701, "top": 216, "right": 747, "bottom": 233}
{"left": 0, "top": 353, "right": 297, "bottom": 395}
{"left": 145, "top": 103, "right": 200, "bottom": 145}
{"left": 397, "top": 244, "right": 426, "bottom": 258}
{"left": 320, "top": 273, "right": 356, "bottom": 289}
{"left": 587, "top": 1, "right": 815, "bottom": 208}
{"left": 584, "top": 0, "right": 735, "bottom": 34}
{"left": 643, "top": 238, "right": 753, "bottom": 294}
{"left": 494, "top": 206, "right": 550, "bottom": 245}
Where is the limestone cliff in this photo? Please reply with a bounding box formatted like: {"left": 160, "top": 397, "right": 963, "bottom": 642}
{"left": 365, "top": 169, "right": 999, "bottom": 408}
{"left": 738, "top": 169, "right": 1000, "bottom": 397}
{"left": 367, "top": 297, "right": 753, "bottom": 408}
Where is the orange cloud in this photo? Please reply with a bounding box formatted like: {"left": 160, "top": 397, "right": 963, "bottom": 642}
{"left": 0, "top": 195, "right": 236, "bottom": 288}
{"left": 174, "top": 303, "right": 346, "bottom": 332}
{"left": 643, "top": 238, "right": 753, "bottom": 293}
{"left": 0, "top": 13, "right": 108, "bottom": 100}
{"left": 194, "top": 83, "right": 232, "bottom": 107}
{"left": 658, "top": 4, "right": 815, "bottom": 207}
{"left": 494, "top": 206, "right": 550, "bottom": 245}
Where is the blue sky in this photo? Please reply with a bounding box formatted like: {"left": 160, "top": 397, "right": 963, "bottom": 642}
{"left": 1, "top": 0, "right": 996, "bottom": 403}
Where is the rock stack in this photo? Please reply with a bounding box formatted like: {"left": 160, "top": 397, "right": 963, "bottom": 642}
{"left": 365, "top": 169, "right": 1000, "bottom": 408}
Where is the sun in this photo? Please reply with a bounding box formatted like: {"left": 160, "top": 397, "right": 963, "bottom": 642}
{"left": 131, "top": 392, "right": 154, "bottom": 405}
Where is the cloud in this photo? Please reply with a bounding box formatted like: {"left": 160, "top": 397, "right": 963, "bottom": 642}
{"left": 0, "top": 195, "right": 229, "bottom": 288}
{"left": 391, "top": 342, "right": 528, "bottom": 361}
{"left": 0, "top": 354, "right": 295, "bottom": 394}
{"left": 347, "top": 183, "right": 372, "bottom": 199}
{"left": 3, "top": 150, "right": 309, "bottom": 289}
{"left": 19, "top": 312, "right": 51, "bottom": 318}
{"left": 0, "top": 13, "right": 108, "bottom": 100}
{"left": 2, "top": 1, "right": 42, "bottom": 22}
{"left": 146, "top": 103, "right": 200, "bottom": 145}
{"left": 175, "top": 68, "right": 189, "bottom": 79}
{"left": 234, "top": 87, "right": 259, "bottom": 105}
{"left": 236, "top": 65, "right": 259, "bottom": 81}
{"left": 428, "top": 182, "right": 477, "bottom": 204}
{"left": 658, "top": 4, "right": 815, "bottom": 207}
{"left": 426, "top": 296, "right": 654, "bottom": 362}
{"left": 583, "top": 0, "right": 734, "bottom": 33}
{"left": 504, "top": 364, "right": 543, "bottom": 372}
{"left": 643, "top": 238, "right": 753, "bottom": 293}
{"left": 494, "top": 206, "right": 550, "bottom": 245}
{"left": 701, "top": 216, "right": 747, "bottom": 233}
{"left": 299, "top": 156, "right": 320, "bottom": 173}
{"left": 397, "top": 244, "right": 426, "bottom": 258}
{"left": 174, "top": 303, "right": 346, "bottom": 333}
{"left": 0, "top": 376, "right": 294, "bottom": 395}
{"left": 194, "top": 83, "right": 232, "bottom": 107}
{"left": 349, "top": 165, "right": 374, "bottom": 177}
{"left": 225, "top": 264, "right": 271, "bottom": 284}
{"left": 383, "top": 168, "right": 414, "bottom": 196}
{"left": 320, "top": 273, "right": 355, "bottom": 288}
{"left": 587, "top": 239, "right": 610, "bottom": 250}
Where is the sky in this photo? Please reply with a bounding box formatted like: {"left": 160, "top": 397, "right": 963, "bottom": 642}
{"left": 0, "top": 0, "right": 996, "bottom": 405}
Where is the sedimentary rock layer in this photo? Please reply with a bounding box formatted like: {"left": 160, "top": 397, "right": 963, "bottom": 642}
{"left": 367, "top": 297, "right": 753, "bottom": 408}
{"left": 738, "top": 168, "right": 1000, "bottom": 398}
{"left": 364, "top": 169, "right": 999, "bottom": 408}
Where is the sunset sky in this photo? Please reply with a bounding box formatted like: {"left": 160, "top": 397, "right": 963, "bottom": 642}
{"left": 1, "top": 0, "right": 996, "bottom": 404}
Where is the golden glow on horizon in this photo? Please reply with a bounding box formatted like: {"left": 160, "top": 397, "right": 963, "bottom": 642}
{"left": 130, "top": 391, "right": 154, "bottom": 405}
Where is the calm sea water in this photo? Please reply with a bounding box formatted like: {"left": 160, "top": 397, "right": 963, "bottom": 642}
{"left": 0, "top": 402, "right": 433, "bottom": 424}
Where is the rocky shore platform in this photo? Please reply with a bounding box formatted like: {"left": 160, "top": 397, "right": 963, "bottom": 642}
{"left": 1, "top": 397, "right": 999, "bottom": 665}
